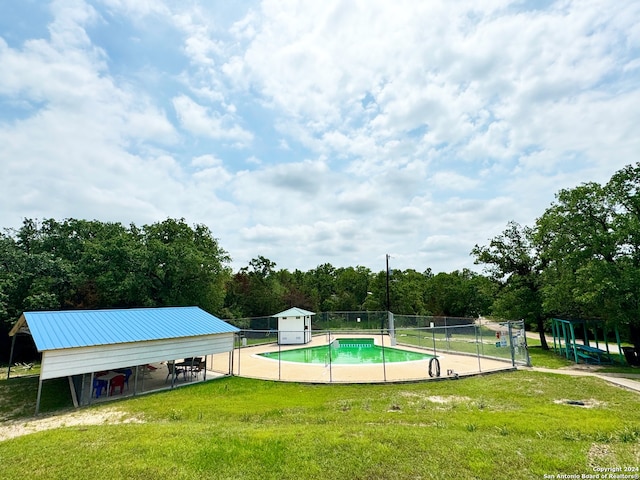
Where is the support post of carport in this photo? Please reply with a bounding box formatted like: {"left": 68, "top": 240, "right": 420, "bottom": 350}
{"left": 68, "top": 376, "right": 79, "bottom": 408}
{"left": 6, "top": 334, "right": 17, "bottom": 379}
{"left": 88, "top": 372, "right": 95, "bottom": 406}
{"left": 234, "top": 335, "right": 240, "bottom": 376}
{"left": 35, "top": 378, "right": 44, "bottom": 416}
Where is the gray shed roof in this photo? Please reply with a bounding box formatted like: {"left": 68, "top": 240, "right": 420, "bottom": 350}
{"left": 272, "top": 307, "right": 315, "bottom": 318}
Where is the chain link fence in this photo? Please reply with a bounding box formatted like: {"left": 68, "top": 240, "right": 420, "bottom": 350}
{"left": 224, "top": 314, "right": 529, "bottom": 383}
{"left": 392, "top": 317, "right": 530, "bottom": 367}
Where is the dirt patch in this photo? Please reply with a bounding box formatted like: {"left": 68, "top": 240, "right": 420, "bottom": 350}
{"left": 588, "top": 443, "right": 616, "bottom": 468}
{"left": 398, "top": 392, "right": 471, "bottom": 404}
{"left": 553, "top": 398, "right": 606, "bottom": 408}
{"left": 0, "top": 408, "right": 145, "bottom": 442}
{"left": 426, "top": 395, "right": 471, "bottom": 404}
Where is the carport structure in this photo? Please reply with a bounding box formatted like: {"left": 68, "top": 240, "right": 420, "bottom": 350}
{"left": 8, "top": 306, "right": 239, "bottom": 414}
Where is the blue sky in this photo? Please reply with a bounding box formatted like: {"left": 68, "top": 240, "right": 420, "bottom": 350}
{"left": 1, "top": 0, "right": 639, "bottom": 273}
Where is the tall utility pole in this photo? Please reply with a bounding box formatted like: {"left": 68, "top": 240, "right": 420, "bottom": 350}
{"left": 385, "top": 254, "right": 390, "bottom": 312}
{"left": 384, "top": 254, "right": 390, "bottom": 332}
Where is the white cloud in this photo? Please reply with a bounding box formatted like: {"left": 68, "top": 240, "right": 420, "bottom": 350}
{"left": 191, "top": 154, "right": 222, "bottom": 168}
{"left": 278, "top": 138, "right": 290, "bottom": 150}
{"left": 99, "top": 0, "right": 169, "bottom": 18}
{"left": 172, "top": 9, "right": 222, "bottom": 67}
{"left": 172, "top": 94, "right": 253, "bottom": 144}
{"left": 430, "top": 172, "right": 480, "bottom": 192}
{"left": 257, "top": 158, "right": 330, "bottom": 194}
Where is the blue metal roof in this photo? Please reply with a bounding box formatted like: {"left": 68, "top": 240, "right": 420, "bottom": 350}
{"left": 22, "top": 307, "right": 239, "bottom": 351}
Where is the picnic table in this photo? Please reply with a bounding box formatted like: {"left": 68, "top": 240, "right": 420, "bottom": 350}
{"left": 575, "top": 344, "right": 612, "bottom": 364}
{"left": 176, "top": 357, "right": 204, "bottom": 380}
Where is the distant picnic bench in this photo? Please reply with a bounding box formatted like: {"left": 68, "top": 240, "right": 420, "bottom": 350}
{"left": 574, "top": 344, "right": 613, "bottom": 365}
{"left": 551, "top": 318, "right": 624, "bottom": 365}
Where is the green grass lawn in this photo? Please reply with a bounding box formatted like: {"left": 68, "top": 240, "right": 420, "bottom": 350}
{"left": 527, "top": 345, "right": 577, "bottom": 369}
{"left": 1, "top": 370, "right": 640, "bottom": 479}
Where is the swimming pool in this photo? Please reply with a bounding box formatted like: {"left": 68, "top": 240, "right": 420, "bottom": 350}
{"left": 259, "top": 338, "right": 434, "bottom": 365}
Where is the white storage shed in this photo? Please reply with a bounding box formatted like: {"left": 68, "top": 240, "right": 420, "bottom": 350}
{"left": 8, "top": 306, "right": 239, "bottom": 413}
{"left": 273, "top": 307, "right": 315, "bottom": 345}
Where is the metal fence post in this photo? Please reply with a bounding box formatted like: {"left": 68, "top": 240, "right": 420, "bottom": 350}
{"left": 381, "top": 330, "right": 387, "bottom": 382}
{"left": 476, "top": 324, "right": 482, "bottom": 372}
{"left": 329, "top": 330, "right": 333, "bottom": 383}
{"left": 431, "top": 325, "right": 437, "bottom": 356}
{"left": 508, "top": 322, "right": 515, "bottom": 367}
{"left": 236, "top": 333, "right": 241, "bottom": 376}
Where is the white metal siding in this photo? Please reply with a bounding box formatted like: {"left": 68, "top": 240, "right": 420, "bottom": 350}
{"left": 278, "top": 317, "right": 305, "bottom": 345}
{"left": 40, "top": 333, "right": 234, "bottom": 380}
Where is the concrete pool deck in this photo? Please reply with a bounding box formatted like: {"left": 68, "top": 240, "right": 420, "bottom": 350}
{"left": 215, "top": 333, "right": 516, "bottom": 383}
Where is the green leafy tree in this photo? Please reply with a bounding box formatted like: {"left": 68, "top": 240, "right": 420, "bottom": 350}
{"left": 32, "top": 219, "right": 147, "bottom": 309}
{"left": 0, "top": 223, "right": 72, "bottom": 361}
{"left": 333, "top": 266, "right": 372, "bottom": 311}
{"left": 77, "top": 223, "right": 151, "bottom": 308}
{"left": 536, "top": 164, "right": 640, "bottom": 351}
{"left": 142, "top": 219, "right": 231, "bottom": 313}
{"left": 389, "top": 269, "right": 428, "bottom": 315}
{"left": 424, "top": 270, "right": 495, "bottom": 318}
{"left": 306, "top": 263, "right": 338, "bottom": 311}
{"left": 0, "top": 222, "right": 72, "bottom": 320}
{"left": 605, "top": 164, "right": 640, "bottom": 350}
{"left": 364, "top": 271, "right": 388, "bottom": 312}
{"left": 225, "top": 256, "right": 288, "bottom": 317}
{"left": 472, "top": 222, "right": 547, "bottom": 348}
{"left": 275, "top": 268, "right": 316, "bottom": 311}
{"left": 535, "top": 183, "right": 614, "bottom": 318}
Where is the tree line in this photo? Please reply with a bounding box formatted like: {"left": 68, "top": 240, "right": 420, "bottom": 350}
{"left": 0, "top": 217, "right": 494, "bottom": 362}
{"left": 2, "top": 163, "right": 640, "bottom": 360}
